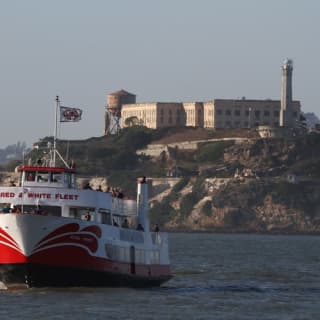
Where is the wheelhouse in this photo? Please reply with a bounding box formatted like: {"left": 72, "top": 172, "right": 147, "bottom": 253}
{"left": 17, "top": 166, "right": 76, "bottom": 188}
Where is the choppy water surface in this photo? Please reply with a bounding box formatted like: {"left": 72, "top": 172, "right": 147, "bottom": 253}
{"left": 1, "top": 233, "right": 320, "bottom": 319}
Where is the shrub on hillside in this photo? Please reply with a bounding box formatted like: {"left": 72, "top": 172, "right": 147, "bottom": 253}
{"left": 149, "top": 200, "right": 176, "bottom": 226}
{"left": 197, "top": 141, "right": 234, "bottom": 163}
{"left": 180, "top": 192, "right": 198, "bottom": 217}
{"left": 115, "top": 126, "right": 152, "bottom": 150}
{"left": 202, "top": 200, "right": 213, "bottom": 217}
{"left": 172, "top": 177, "right": 190, "bottom": 193}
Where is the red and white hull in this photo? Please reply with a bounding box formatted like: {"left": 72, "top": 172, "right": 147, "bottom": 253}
{"left": 0, "top": 214, "right": 171, "bottom": 288}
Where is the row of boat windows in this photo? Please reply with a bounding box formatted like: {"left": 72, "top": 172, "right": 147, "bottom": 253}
{"left": 0, "top": 204, "right": 128, "bottom": 227}
{"left": 105, "top": 244, "right": 160, "bottom": 264}
{"left": 0, "top": 205, "right": 61, "bottom": 216}
{"left": 25, "top": 171, "right": 74, "bottom": 185}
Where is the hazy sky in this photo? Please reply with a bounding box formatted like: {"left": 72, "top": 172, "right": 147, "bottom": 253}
{"left": 0, "top": 0, "right": 319, "bottom": 148}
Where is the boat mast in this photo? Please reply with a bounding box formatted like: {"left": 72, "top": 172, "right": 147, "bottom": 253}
{"left": 53, "top": 96, "right": 59, "bottom": 166}
{"left": 52, "top": 96, "right": 71, "bottom": 168}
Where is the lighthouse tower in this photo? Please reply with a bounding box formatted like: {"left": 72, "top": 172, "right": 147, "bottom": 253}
{"left": 280, "top": 59, "right": 293, "bottom": 127}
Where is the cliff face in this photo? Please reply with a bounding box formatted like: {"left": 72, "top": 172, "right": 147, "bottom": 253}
{"left": 152, "top": 134, "right": 320, "bottom": 234}
{"left": 164, "top": 180, "right": 320, "bottom": 233}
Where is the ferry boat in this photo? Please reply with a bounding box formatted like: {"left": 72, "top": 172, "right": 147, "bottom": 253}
{"left": 0, "top": 98, "right": 171, "bottom": 288}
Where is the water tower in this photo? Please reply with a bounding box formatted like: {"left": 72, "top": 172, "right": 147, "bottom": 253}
{"left": 280, "top": 59, "right": 293, "bottom": 127}
{"left": 104, "top": 89, "right": 136, "bottom": 134}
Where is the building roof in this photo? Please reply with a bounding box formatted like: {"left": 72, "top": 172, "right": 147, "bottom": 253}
{"left": 108, "top": 89, "right": 136, "bottom": 97}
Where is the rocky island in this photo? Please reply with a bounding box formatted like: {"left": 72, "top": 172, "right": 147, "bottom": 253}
{"left": 1, "top": 127, "right": 320, "bottom": 234}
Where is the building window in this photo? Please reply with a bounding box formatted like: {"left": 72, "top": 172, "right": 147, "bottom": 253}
{"left": 226, "top": 110, "right": 231, "bottom": 116}
{"left": 244, "top": 121, "right": 249, "bottom": 127}
{"left": 292, "top": 111, "right": 298, "bottom": 118}
{"left": 274, "top": 121, "right": 279, "bottom": 127}
{"left": 254, "top": 110, "right": 260, "bottom": 118}
{"left": 217, "top": 109, "right": 222, "bottom": 115}
{"left": 169, "top": 117, "right": 172, "bottom": 124}
{"left": 264, "top": 110, "right": 270, "bottom": 117}
{"left": 160, "top": 109, "right": 164, "bottom": 115}
{"left": 160, "top": 116, "right": 163, "bottom": 124}
{"left": 274, "top": 110, "right": 279, "bottom": 117}
{"left": 225, "top": 121, "right": 231, "bottom": 127}
{"left": 234, "top": 110, "right": 241, "bottom": 116}
{"left": 234, "top": 121, "right": 241, "bottom": 127}
{"left": 245, "top": 110, "right": 250, "bottom": 116}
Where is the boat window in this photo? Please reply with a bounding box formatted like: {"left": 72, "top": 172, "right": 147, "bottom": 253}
{"left": 37, "top": 172, "right": 49, "bottom": 182}
{"left": 51, "top": 172, "right": 62, "bottom": 183}
{"left": 118, "top": 247, "right": 130, "bottom": 262}
{"left": 69, "top": 207, "right": 95, "bottom": 220}
{"left": 69, "top": 207, "right": 80, "bottom": 219}
{"left": 104, "top": 244, "right": 132, "bottom": 263}
{"left": 64, "top": 173, "right": 73, "bottom": 188}
{"left": 120, "top": 229, "right": 144, "bottom": 243}
{"left": 135, "top": 248, "right": 145, "bottom": 264}
{"left": 17, "top": 205, "right": 61, "bottom": 216}
{"left": 70, "top": 174, "right": 76, "bottom": 188}
{"left": 105, "top": 244, "right": 114, "bottom": 258}
{"left": 26, "top": 172, "right": 35, "bottom": 181}
{"left": 150, "top": 250, "right": 160, "bottom": 264}
{"left": 98, "top": 209, "right": 111, "bottom": 225}
{"left": 64, "top": 174, "right": 69, "bottom": 185}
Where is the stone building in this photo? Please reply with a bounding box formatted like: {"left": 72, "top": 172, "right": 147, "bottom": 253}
{"left": 121, "top": 102, "right": 186, "bottom": 129}
{"left": 121, "top": 101, "right": 207, "bottom": 129}
{"left": 121, "top": 98, "right": 300, "bottom": 130}
{"left": 183, "top": 102, "right": 204, "bottom": 127}
{"left": 203, "top": 99, "right": 300, "bottom": 129}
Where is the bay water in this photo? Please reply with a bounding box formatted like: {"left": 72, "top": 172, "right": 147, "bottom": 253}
{"left": 1, "top": 233, "right": 319, "bottom": 319}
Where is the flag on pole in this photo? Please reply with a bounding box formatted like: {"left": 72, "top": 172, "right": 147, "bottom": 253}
{"left": 60, "top": 106, "right": 83, "bottom": 122}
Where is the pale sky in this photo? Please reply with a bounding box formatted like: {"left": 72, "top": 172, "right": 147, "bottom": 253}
{"left": 0, "top": 0, "right": 319, "bottom": 148}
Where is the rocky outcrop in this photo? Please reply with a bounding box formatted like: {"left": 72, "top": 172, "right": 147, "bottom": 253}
{"left": 164, "top": 180, "right": 320, "bottom": 233}
{"left": 154, "top": 134, "right": 320, "bottom": 234}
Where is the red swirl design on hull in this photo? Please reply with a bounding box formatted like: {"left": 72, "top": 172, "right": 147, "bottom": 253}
{"left": 33, "top": 223, "right": 101, "bottom": 255}
{"left": 0, "top": 228, "right": 25, "bottom": 263}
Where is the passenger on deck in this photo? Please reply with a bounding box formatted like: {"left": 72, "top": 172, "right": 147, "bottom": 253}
{"left": 27, "top": 173, "right": 35, "bottom": 181}
{"left": 117, "top": 189, "right": 124, "bottom": 199}
{"left": 84, "top": 182, "right": 92, "bottom": 190}
{"left": 137, "top": 223, "right": 144, "bottom": 231}
{"left": 121, "top": 218, "right": 129, "bottom": 228}
{"left": 153, "top": 224, "right": 160, "bottom": 232}
{"left": 9, "top": 180, "right": 16, "bottom": 187}
{"left": 96, "top": 185, "right": 103, "bottom": 192}
{"left": 34, "top": 206, "right": 44, "bottom": 215}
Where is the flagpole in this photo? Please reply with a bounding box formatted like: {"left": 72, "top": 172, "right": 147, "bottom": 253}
{"left": 54, "top": 95, "right": 59, "bottom": 166}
